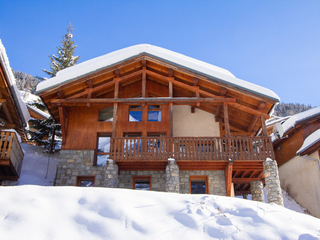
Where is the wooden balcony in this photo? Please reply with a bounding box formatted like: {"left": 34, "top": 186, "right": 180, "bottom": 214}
{"left": 110, "top": 136, "right": 274, "bottom": 162}
{"left": 0, "top": 131, "right": 24, "bottom": 181}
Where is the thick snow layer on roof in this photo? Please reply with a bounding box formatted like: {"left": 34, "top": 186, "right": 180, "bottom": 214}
{"left": 279, "top": 107, "right": 320, "bottom": 139}
{"left": 297, "top": 128, "right": 320, "bottom": 155}
{"left": 0, "top": 40, "right": 30, "bottom": 125}
{"left": 37, "top": 44, "right": 280, "bottom": 101}
{"left": 27, "top": 105, "right": 50, "bottom": 119}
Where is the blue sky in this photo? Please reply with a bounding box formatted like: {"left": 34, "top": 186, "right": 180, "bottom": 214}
{"left": 1, "top": 1, "right": 320, "bottom": 106}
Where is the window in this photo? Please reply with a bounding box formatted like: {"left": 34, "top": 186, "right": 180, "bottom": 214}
{"left": 129, "top": 105, "right": 143, "bottom": 122}
{"left": 190, "top": 176, "right": 208, "bottom": 194}
{"left": 96, "top": 134, "right": 111, "bottom": 166}
{"left": 133, "top": 176, "right": 152, "bottom": 190}
{"left": 148, "top": 105, "right": 161, "bottom": 122}
{"left": 99, "top": 106, "right": 113, "bottom": 121}
{"left": 77, "top": 176, "right": 95, "bottom": 187}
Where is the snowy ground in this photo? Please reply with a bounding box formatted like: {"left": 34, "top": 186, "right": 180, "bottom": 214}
{"left": 1, "top": 144, "right": 318, "bottom": 239}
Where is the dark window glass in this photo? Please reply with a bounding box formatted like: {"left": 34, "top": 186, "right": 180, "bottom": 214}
{"left": 135, "top": 180, "right": 150, "bottom": 190}
{"left": 99, "top": 107, "right": 113, "bottom": 121}
{"left": 96, "top": 135, "right": 111, "bottom": 166}
{"left": 129, "top": 105, "right": 142, "bottom": 122}
{"left": 80, "top": 180, "right": 94, "bottom": 187}
{"left": 191, "top": 180, "right": 206, "bottom": 194}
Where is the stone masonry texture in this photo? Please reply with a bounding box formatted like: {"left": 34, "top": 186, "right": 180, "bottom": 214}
{"left": 250, "top": 180, "right": 264, "bottom": 202}
{"left": 263, "top": 159, "right": 284, "bottom": 206}
{"left": 166, "top": 160, "right": 180, "bottom": 193}
{"left": 55, "top": 150, "right": 118, "bottom": 187}
{"left": 179, "top": 170, "right": 226, "bottom": 195}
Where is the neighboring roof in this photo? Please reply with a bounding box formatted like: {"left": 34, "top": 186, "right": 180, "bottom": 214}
{"left": 0, "top": 40, "right": 30, "bottom": 125}
{"left": 297, "top": 128, "right": 320, "bottom": 155}
{"left": 272, "top": 107, "right": 320, "bottom": 142}
{"left": 266, "top": 116, "right": 290, "bottom": 127}
{"left": 27, "top": 105, "right": 50, "bottom": 119}
{"left": 36, "top": 44, "right": 280, "bottom": 102}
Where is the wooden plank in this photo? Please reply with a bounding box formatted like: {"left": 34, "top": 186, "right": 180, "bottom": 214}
{"left": 142, "top": 68, "right": 146, "bottom": 98}
{"left": 112, "top": 103, "right": 118, "bottom": 137}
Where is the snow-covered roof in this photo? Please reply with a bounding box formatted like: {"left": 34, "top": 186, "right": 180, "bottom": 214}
{"left": 0, "top": 40, "right": 30, "bottom": 125}
{"left": 297, "top": 128, "right": 320, "bottom": 155}
{"left": 27, "top": 105, "right": 50, "bottom": 119}
{"left": 36, "top": 44, "right": 280, "bottom": 102}
{"left": 266, "top": 116, "right": 290, "bottom": 127}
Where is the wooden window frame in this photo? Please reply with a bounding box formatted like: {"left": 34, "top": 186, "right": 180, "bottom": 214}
{"left": 76, "top": 176, "right": 95, "bottom": 187}
{"left": 95, "top": 133, "right": 112, "bottom": 166}
{"left": 189, "top": 175, "right": 209, "bottom": 194}
{"left": 133, "top": 175, "right": 152, "bottom": 190}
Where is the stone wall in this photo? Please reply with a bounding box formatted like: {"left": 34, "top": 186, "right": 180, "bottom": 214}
{"left": 179, "top": 170, "right": 226, "bottom": 195}
{"left": 118, "top": 170, "right": 166, "bottom": 191}
{"left": 55, "top": 150, "right": 117, "bottom": 187}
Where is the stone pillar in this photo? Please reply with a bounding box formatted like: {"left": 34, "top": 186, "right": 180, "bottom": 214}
{"left": 166, "top": 158, "right": 179, "bottom": 193}
{"left": 263, "top": 159, "right": 284, "bottom": 206}
{"left": 105, "top": 159, "right": 118, "bottom": 188}
{"left": 250, "top": 180, "right": 264, "bottom": 202}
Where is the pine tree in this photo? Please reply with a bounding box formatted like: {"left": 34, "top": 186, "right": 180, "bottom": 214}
{"left": 27, "top": 101, "right": 62, "bottom": 153}
{"left": 42, "top": 24, "right": 80, "bottom": 77}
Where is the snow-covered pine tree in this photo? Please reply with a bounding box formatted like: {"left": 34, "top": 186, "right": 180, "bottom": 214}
{"left": 42, "top": 24, "right": 80, "bottom": 77}
{"left": 27, "top": 101, "right": 62, "bottom": 153}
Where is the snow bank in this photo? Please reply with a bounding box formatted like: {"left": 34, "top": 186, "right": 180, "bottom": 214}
{"left": 36, "top": 44, "right": 280, "bottom": 102}
{"left": 0, "top": 186, "right": 319, "bottom": 240}
{"left": 0, "top": 40, "right": 30, "bottom": 124}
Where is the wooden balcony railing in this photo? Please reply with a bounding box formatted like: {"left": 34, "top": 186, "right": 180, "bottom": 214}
{"left": 110, "top": 136, "right": 274, "bottom": 161}
{"left": 0, "top": 131, "right": 24, "bottom": 177}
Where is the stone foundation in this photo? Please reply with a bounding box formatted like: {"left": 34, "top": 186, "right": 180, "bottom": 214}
{"left": 263, "top": 159, "right": 284, "bottom": 206}
{"left": 55, "top": 150, "right": 118, "bottom": 187}
{"left": 179, "top": 170, "right": 226, "bottom": 195}
{"left": 250, "top": 180, "right": 264, "bottom": 202}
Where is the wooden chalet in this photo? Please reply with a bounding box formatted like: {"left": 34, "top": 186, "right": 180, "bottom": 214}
{"left": 0, "top": 40, "right": 30, "bottom": 182}
{"left": 37, "top": 44, "right": 280, "bottom": 196}
{"left": 272, "top": 107, "right": 320, "bottom": 217}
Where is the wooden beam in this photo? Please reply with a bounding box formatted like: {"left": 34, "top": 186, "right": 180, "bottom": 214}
{"left": 215, "top": 88, "right": 227, "bottom": 121}
{"left": 0, "top": 99, "right": 6, "bottom": 104}
{"left": 57, "top": 90, "right": 65, "bottom": 99}
{"left": 225, "top": 160, "right": 233, "bottom": 197}
{"left": 169, "top": 80, "right": 173, "bottom": 98}
{"left": 168, "top": 68, "right": 174, "bottom": 77}
{"left": 260, "top": 115, "right": 268, "bottom": 136}
{"left": 232, "top": 178, "right": 262, "bottom": 183}
{"left": 58, "top": 104, "right": 66, "bottom": 144}
{"left": 86, "top": 80, "right": 93, "bottom": 88}
{"left": 193, "top": 77, "right": 198, "bottom": 86}
{"left": 223, "top": 102, "right": 230, "bottom": 137}
{"left": 51, "top": 97, "right": 236, "bottom": 106}
{"left": 142, "top": 68, "right": 146, "bottom": 98}
{"left": 169, "top": 102, "right": 173, "bottom": 137}
{"left": 247, "top": 101, "right": 266, "bottom": 132}
{"left": 229, "top": 102, "right": 270, "bottom": 119}
{"left": 112, "top": 103, "right": 118, "bottom": 137}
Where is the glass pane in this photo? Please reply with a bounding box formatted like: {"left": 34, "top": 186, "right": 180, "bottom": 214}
{"left": 80, "top": 180, "right": 94, "bottom": 187}
{"left": 135, "top": 180, "right": 150, "bottom": 190}
{"left": 148, "top": 111, "right": 161, "bottom": 121}
{"left": 191, "top": 180, "right": 206, "bottom": 194}
{"left": 98, "top": 136, "right": 111, "bottom": 153}
{"left": 97, "top": 154, "right": 109, "bottom": 166}
{"left": 99, "top": 107, "right": 113, "bottom": 121}
{"left": 129, "top": 106, "right": 142, "bottom": 122}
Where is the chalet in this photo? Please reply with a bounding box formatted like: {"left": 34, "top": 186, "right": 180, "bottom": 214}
{"left": 36, "top": 44, "right": 282, "bottom": 201}
{"left": 272, "top": 107, "right": 320, "bottom": 217}
{"left": 0, "top": 40, "right": 30, "bottom": 183}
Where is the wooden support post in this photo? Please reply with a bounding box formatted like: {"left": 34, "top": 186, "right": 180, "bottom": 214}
{"left": 58, "top": 104, "right": 66, "bottom": 145}
{"left": 114, "top": 80, "right": 119, "bottom": 99}
{"left": 225, "top": 160, "right": 233, "bottom": 197}
{"left": 215, "top": 88, "right": 227, "bottom": 122}
{"left": 169, "top": 80, "right": 173, "bottom": 98}
{"left": 112, "top": 103, "right": 118, "bottom": 137}
{"left": 260, "top": 115, "right": 268, "bottom": 136}
{"left": 223, "top": 102, "right": 230, "bottom": 137}
{"left": 169, "top": 102, "right": 173, "bottom": 137}
{"left": 86, "top": 80, "right": 92, "bottom": 107}
{"left": 248, "top": 101, "right": 266, "bottom": 132}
